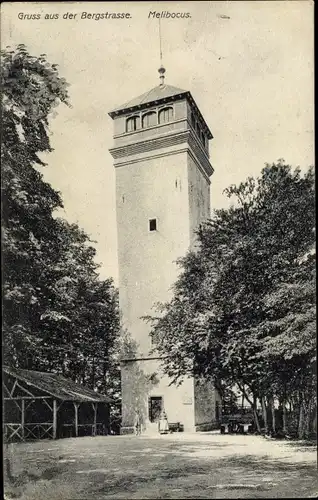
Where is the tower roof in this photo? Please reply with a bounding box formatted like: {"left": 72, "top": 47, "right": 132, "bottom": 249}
{"left": 109, "top": 84, "right": 187, "bottom": 114}
{"left": 109, "top": 84, "right": 213, "bottom": 139}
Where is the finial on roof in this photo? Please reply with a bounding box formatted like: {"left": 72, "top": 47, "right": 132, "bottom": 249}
{"left": 158, "top": 65, "right": 166, "bottom": 86}
{"left": 158, "top": 18, "right": 166, "bottom": 86}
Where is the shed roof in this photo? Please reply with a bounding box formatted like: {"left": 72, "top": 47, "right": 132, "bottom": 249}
{"left": 3, "top": 365, "right": 111, "bottom": 403}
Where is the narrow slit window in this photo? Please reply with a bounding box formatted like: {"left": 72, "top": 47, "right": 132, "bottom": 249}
{"left": 149, "top": 219, "right": 157, "bottom": 231}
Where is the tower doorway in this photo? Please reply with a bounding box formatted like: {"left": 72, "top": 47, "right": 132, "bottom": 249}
{"left": 148, "top": 396, "right": 163, "bottom": 422}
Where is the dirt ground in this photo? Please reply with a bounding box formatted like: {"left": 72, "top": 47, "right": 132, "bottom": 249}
{"left": 3, "top": 432, "right": 318, "bottom": 499}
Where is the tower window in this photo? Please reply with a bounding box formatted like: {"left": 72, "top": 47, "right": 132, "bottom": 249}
{"left": 126, "top": 115, "right": 140, "bottom": 132}
{"left": 149, "top": 218, "right": 157, "bottom": 231}
{"left": 158, "top": 106, "right": 173, "bottom": 124}
{"left": 142, "top": 111, "right": 157, "bottom": 128}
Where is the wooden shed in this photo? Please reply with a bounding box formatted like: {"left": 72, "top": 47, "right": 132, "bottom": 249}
{"left": 3, "top": 365, "right": 112, "bottom": 442}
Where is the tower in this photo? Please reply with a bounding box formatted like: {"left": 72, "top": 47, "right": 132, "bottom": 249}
{"left": 109, "top": 68, "right": 221, "bottom": 434}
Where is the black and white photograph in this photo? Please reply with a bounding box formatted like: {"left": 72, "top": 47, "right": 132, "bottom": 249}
{"left": 1, "top": 1, "right": 316, "bottom": 499}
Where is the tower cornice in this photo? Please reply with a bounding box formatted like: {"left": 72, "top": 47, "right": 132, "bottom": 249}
{"left": 109, "top": 129, "right": 214, "bottom": 178}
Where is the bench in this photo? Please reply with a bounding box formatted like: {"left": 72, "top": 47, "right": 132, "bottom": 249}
{"left": 168, "top": 422, "right": 184, "bottom": 433}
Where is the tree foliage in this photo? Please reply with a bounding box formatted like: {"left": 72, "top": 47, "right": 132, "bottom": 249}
{"left": 148, "top": 161, "right": 316, "bottom": 438}
{"left": 2, "top": 45, "right": 120, "bottom": 404}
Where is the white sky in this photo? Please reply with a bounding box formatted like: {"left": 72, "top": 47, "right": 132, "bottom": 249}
{"left": 2, "top": 1, "right": 314, "bottom": 284}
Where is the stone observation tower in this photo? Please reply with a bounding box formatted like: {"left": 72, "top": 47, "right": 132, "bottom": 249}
{"left": 109, "top": 67, "right": 221, "bottom": 434}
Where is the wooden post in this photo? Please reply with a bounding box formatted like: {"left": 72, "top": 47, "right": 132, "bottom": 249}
{"left": 92, "top": 403, "right": 97, "bottom": 437}
{"left": 21, "top": 399, "right": 25, "bottom": 440}
{"left": 74, "top": 403, "right": 79, "bottom": 437}
{"left": 53, "top": 399, "right": 57, "bottom": 440}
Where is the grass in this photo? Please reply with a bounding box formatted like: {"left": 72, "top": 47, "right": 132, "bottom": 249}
{"left": 3, "top": 433, "right": 318, "bottom": 499}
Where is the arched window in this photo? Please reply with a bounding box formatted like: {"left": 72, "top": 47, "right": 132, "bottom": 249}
{"left": 126, "top": 116, "right": 140, "bottom": 132}
{"left": 142, "top": 111, "right": 157, "bottom": 128}
{"left": 158, "top": 107, "right": 173, "bottom": 124}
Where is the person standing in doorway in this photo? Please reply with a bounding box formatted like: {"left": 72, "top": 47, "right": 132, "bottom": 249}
{"left": 158, "top": 409, "right": 169, "bottom": 435}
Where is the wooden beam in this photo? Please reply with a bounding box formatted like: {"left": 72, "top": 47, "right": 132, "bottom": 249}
{"left": 74, "top": 403, "right": 79, "bottom": 437}
{"left": 4, "top": 396, "right": 52, "bottom": 400}
{"left": 16, "top": 382, "right": 35, "bottom": 397}
{"left": 10, "top": 379, "right": 18, "bottom": 397}
{"left": 25, "top": 400, "right": 35, "bottom": 412}
{"left": 21, "top": 399, "right": 25, "bottom": 440}
{"left": 42, "top": 399, "right": 53, "bottom": 412}
{"left": 7, "top": 397, "right": 23, "bottom": 412}
{"left": 57, "top": 400, "right": 64, "bottom": 412}
{"left": 5, "top": 424, "right": 23, "bottom": 441}
{"left": 3, "top": 383, "right": 12, "bottom": 397}
{"left": 24, "top": 426, "right": 38, "bottom": 440}
{"left": 53, "top": 400, "right": 57, "bottom": 440}
{"left": 6, "top": 422, "right": 54, "bottom": 425}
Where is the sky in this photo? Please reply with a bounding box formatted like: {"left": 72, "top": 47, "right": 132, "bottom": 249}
{"left": 2, "top": 1, "right": 314, "bottom": 284}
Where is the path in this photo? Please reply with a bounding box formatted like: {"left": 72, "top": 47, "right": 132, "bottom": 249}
{"left": 4, "top": 432, "right": 317, "bottom": 499}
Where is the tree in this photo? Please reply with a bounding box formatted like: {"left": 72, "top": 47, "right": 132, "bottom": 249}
{"left": 259, "top": 252, "right": 316, "bottom": 438}
{"left": 2, "top": 43, "right": 69, "bottom": 366}
{"left": 148, "top": 161, "right": 315, "bottom": 438}
{"left": 2, "top": 45, "right": 121, "bottom": 406}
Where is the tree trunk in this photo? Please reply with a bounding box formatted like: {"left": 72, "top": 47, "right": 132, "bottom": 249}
{"left": 269, "top": 397, "right": 276, "bottom": 434}
{"left": 103, "top": 360, "right": 107, "bottom": 387}
{"left": 261, "top": 396, "right": 268, "bottom": 434}
{"left": 298, "top": 398, "right": 305, "bottom": 439}
{"left": 304, "top": 398, "right": 312, "bottom": 438}
{"left": 91, "top": 355, "right": 95, "bottom": 389}
{"left": 236, "top": 381, "right": 261, "bottom": 433}
{"left": 252, "top": 394, "right": 261, "bottom": 433}
{"left": 312, "top": 404, "right": 317, "bottom": 436}
{"left": 282, "top": 404, "right": 287, "bottom": 434}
